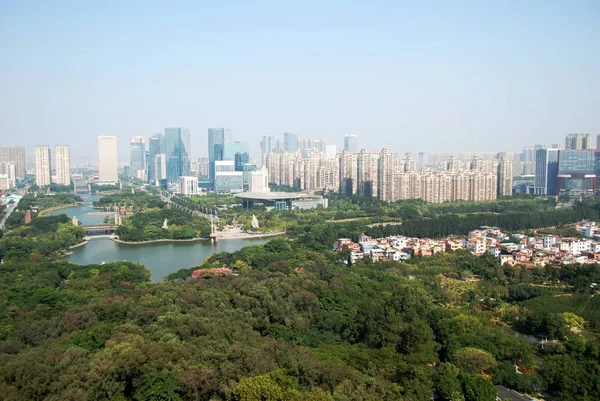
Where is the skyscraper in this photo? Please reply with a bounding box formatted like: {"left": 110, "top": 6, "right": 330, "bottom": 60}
{"left": 148, "top": 133, "right": 165, "bottom": 182}
{"left": 344, "top": 135, "right": 357, "bottom": 153}
{"left": 496, "top": 153, "right": 513, "bottom": 197}
{"left": 34, "top": 146, "right": 51, "bottom": 186}
{"left": 55, "top": 145, "right": 71, "bottom": 185}
{"left": 208, "top": 128, "right": 232, "bottom": 188}
{"left": 165, "top": 128, "right": 191, "bottom": 183}
{"left": 261, "top": 135, "right": 274, "bottom": 162}
{"left": 284, "top": 132, "right": 298, "bottom": 152}
{"left": 234, "top": 141, "right": 249, "bottom": 171}
{"left": 129, "top": 136, "right": 146, "bottom": 179}
{"left": 534, "top": 148, "right": 559, "bottom": 195}
{"left": 97, "top": 136, "right": 118, "bottom": 183}
{"left": 565, "top": 133, "right": 591, "bottom": 150}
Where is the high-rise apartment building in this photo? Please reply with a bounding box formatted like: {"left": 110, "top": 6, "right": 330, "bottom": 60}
{"left": 284, "top": 132, "right": 298, "bottom": 152}
{"left": 339, "top": 151, "right": 358, "bottom": 195}
{"left": 344, "top": 135, "right": 358, "bottom": 153}
{"left": 265, "top": 148, "right": 501, "bottom": 203}
{"left": 165, "top": 128, "right": 191, "bottom": 183}
{"left": 129, "top": 136, "right": 146, "bottom": 179}
{"left": 377, "top": 149, "right": 395, "bottom": 201}
{"left": 97, "top": 136, "right": 119, "bottom": 183}
{"left": 0, "top": 146, "right": 26, "bottom": 179}
{"left": 0, "top": 162, "right": 16, "bottom": 190}
{"left": 496, "top": 153, "right": 513, "bottom": 197}
{"left": 55, "top": 145, "right": 71, "bottom": 185}
{"left": 534, "top": 148, "right": 559, "bottom": 195}
{"left": 34, "top": 146, "right": 51, "bottom": 186}
{"left": 357, "top": 150, "right": 379, "bottom": 198}
{"left": 565, "top": 133, "right": 591, "bottom": 150}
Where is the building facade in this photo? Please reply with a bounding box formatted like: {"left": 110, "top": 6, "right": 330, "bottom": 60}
{"left": 0, "top": 146, "right": 26, "bottom": 179}
{"left": 248, "top": 167, "right": 270, "bottom": 193}
{"left": 129, "top": 136, "right": 146, "bottom": 179}
{"left": 178, "top": 176, "right": 199, "bottom": 195}
{"left": 148, "top": 133, "right": 165, "bottom": 182}
{"left": 565, "top": 133, "right": 592, "bottom": 151}
{"left": 0, "top": 162, "right": 16, "bottom": 190}
{"left": 208, "top": 128, "right": 233, "bottom": 188}
{"left": 55, "top": 145, "right": 71, "bottom": 185}
{"left": 344, "top": 135, "right": 357, "bottom": 153}
{"left": 34, "top": 146, "right": 51, "bottom": 186}
{"left": 97, "top": 136, "right": 119, "bottom": 183}
{"left": 165, "top": 128, "right": 191, "bottom": 183}
{"left": 214, "top": 160, "right": 243, "bottom": 194}
{"left": 534, "top": 148, "right": 559, "bottom": 195}
{"left": 284, "top": 132, "right": 298, "bottom": 152}
{"left": 557, "top": 149, "right": 596, "bottom": 198}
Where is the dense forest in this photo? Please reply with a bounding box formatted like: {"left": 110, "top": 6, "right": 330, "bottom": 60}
{"left": 1, "top": 193, "right": 600, "bottom": 400}
{"left": 1, "top": 205, "right": 600, "bottom": 399}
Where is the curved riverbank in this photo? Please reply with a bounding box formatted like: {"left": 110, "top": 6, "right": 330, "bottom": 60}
{"left": 111, "top": 237, "right": 206, "bottom": 245}
{"left": 69, "top": 239, "right": 90, "bottom": 249}
{"left": 39, "top": 203, "right": 78, "bottom": 216}
{"left": 217, "top": 231, "right": 286, "bottom": 240}
{"left": 110, "top": 231, "right": 286, "bottom": 245}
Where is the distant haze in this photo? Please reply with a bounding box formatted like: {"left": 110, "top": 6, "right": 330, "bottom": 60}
{"left": 1, "top": 1, "right": 599, "bottom": 163}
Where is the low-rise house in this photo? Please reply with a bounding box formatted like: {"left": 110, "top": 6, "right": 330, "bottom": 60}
{"left": 446, "top": 238, "right": 464, "bottom": 251}
{"left": 467, "top": 237, "right": 486, "bottom": 255}
{"left": 499, "top": 254, "right": 515, "bottom": 265}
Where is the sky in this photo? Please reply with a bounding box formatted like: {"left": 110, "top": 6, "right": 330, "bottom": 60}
{"left": 1, "top": 1, "right": 599, "bottom": 164}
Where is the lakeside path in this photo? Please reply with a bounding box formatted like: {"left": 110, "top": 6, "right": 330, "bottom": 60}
{"left": 110, "top": 231, "right": 286, "bottom": 245}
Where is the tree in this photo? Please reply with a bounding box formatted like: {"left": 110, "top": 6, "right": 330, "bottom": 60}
{"left": 433, "top": 363, "right": 464, "bottom": 401}
{"left": 452, "top": 347, "right": 497, "bottom": 375}
{"left": 461, "top": 374, "right": 496, "bottom": 401}
{"left": 232, "top": 370, "right": 302, "bottom": 401}
{"left": 134, "top": 372, "right": 182, "bottom": 401}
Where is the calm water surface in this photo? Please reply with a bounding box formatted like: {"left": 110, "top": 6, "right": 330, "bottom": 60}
{"left": 51, "top": 194, "right": 270, "bottom": 281}
{"left": 48, "top": 194, "right": 105, "bottom": 225}
{"left": 66, "top": 237, "right": 269, "bottom": 282}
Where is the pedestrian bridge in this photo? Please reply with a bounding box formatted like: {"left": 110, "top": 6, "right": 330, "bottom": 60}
{"left": 82, "top": 224, "right": 118, "bottom": 235}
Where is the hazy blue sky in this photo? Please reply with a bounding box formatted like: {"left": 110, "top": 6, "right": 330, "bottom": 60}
{"left": 1, "top": 1, "right": 599, "bottom": 163}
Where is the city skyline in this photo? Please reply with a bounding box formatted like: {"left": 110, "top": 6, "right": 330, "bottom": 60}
{"left": 1, "top": 2, "right": 598, "bottom": 162}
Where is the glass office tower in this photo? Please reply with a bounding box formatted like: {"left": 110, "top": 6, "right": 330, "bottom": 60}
{"left": 165, "top": 128, "right": 191, "bottom": 183}
{"left": 208, "top": 128, "right": 233, "bottom": 188}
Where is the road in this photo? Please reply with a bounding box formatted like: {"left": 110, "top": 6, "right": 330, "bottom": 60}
{"left": 0, "top": 200, "right": 19, "bottom": 230}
